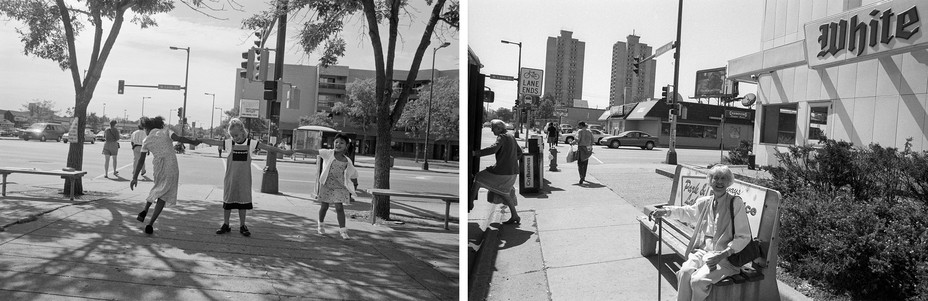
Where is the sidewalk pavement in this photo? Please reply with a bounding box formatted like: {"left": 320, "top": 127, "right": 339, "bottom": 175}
{"left": 0, "top": 173, "right": 458, "bottom": 300}
{"left": 186, "top": 144, "right": 459, "bottom": 174}
{"left": 469, "top": 146, "right": 810, "bottom": 301}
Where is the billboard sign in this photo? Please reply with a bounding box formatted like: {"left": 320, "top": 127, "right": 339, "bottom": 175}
{"left": 239, "top": 99, "right": 261, "bottom": 118}
{"left": 694, "top": 67, "right": 732, "bottom": 98}
{"left": 519, "top": 68, "right": 543, "bottom": 96}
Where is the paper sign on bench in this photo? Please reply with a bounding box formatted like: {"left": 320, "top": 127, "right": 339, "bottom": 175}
{"left": 673, "top": 165, "right": 765, "bottom": 238}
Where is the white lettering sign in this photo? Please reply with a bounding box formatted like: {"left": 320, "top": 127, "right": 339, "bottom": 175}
{"left": 239, "top": 99, "right": 261, "bottom": 118}
{"left": 524, "top": 154, "right": 535, "bottom": 188}
{"left": 519, "top": 68, "right": 544, "bottom": 97}
{"left": 804, "top": 0, "right": 926, "bottom": 69}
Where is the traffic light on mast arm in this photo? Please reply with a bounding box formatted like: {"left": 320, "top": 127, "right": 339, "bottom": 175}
{"left": 118, "top": 80, "right": 125, "bottom": 94}
{"left": 256, "top": 48, "right": 269, "bottom": 81}
{"left": 240, "top": 48, "right": 256, "bottom": 81}
{"left": 177, "top": 107, "right": 183, "bottom": 119}
{"left": 632, "top": 57, "right": 641, "bottom": 75}
{"left": 661, "top": 85, "right": 672, "bottom": 104}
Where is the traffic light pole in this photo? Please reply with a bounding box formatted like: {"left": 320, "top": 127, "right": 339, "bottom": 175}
{"left": 666, "top": 0, "right": 684, "bottom": 165}
{"left": 261, "top": 0, "right": 286, "bottom": 194}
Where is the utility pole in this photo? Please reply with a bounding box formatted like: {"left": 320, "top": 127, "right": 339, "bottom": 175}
{"left": 205, "top": 93, "right": 216, "bottom": 138}
{"left": 666, "top": 0, "right": 684, "bottom": 165}
{"left": 261, "top": 0, "right": 286, "bottom": 194}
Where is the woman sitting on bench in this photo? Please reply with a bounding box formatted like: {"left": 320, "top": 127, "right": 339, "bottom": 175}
{"left": 651, "top": 165, "right": 752, "bottom": 301}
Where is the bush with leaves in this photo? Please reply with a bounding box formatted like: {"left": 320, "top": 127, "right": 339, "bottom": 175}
{"left": 725, "top": 140, "right": 753, "bottom": 165}
{"left": 761, "top": 139, "right": 928, "bottom": 300}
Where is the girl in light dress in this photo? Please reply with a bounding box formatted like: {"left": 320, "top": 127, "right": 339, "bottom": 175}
{"left": 195, "top": 118, "right": 290, "bottom": 237}
{"left": 292, "top": 133, "right": 359, "bottom": 240}
{"left": 130, "top": 117, "right": 199, "bottom": 234}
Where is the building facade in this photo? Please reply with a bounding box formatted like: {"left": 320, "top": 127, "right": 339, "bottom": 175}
{"left": 609, "top": 34, "right": 657, "bottom": 107}
{"left": 544, "top": 30, "right": 586, "bottom": 106}
{"left": 728, "top": 0, "right": 928, "bottom": 166}
{"left": 233, "top": 64, "right": 459, "bottom": 160}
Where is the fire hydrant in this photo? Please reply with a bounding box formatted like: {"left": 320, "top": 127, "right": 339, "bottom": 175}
{"left": 549, "top": 147, "right": 559, "bottom": 171}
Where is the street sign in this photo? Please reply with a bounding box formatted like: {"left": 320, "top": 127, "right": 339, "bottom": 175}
{"left": 240, "top": 99, "right": 260, "bottom": 118}
{"left": 523, "top": 94, "right": 533, "bottom": 106}
{"left": 489, "top": 74, "right": 516, "bottom": 81}
{"left": 157, "top": 84, "right": 182, "bottom": 90}
{"left": 641, "top": 41, "right": 676, "bottom": 63}
{"left": 67, "top": 117, "right": 78, "bottom": 144}
{"left": 519, "top": 68, "right": 543, "bottom": 96}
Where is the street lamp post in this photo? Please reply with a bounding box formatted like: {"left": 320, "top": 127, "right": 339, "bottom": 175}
{"left": 501, "top": 39, "right": 522, "bottom": 138}
{"left": 214, "top": 107, "right": 223, "bottom": 138}
{"left": 423, "top": 42, "right": 451, "bottom": 171}
{"left": 141, "top": 97, "right": 150, "bottom": 117}
{"left": 205, "top": 92, "right": 216, "bottom": 138}
{"left": 169, "top": 46, "right": 190, "bottom": 137}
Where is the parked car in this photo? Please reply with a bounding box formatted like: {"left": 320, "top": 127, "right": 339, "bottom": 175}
{"left": 0, "top": 128, "right": 17, "bottom": 137}
{"left": 20, "top": 123, "right": 67, "bottom": 142}
{"left": 562, "top": 129, "right": 607, "bottom": 144}
{"left": 95, "top": 130, "right": 106, "bottom": 141}
{"left": 599, "top": 130, "right": 659, "bottom": 150}
{"left": 62, "top": 129, "right": 96, "bottom": 144}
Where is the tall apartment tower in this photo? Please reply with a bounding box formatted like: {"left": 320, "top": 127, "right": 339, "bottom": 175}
{"left": 609, "top": 34, "right": 656, "bottom": 107}
{"left": 543, "top": 30, "right": 585, "bottom": 107}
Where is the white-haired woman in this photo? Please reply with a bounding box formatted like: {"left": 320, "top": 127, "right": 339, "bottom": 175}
{"left": 651, "top": 165, "right": 752, "bottom": 301}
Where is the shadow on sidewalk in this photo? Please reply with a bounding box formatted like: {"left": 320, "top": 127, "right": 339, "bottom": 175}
{"left": 645, "top": 253, "right": 685, "bottom": 291}
{"left": 0, "top": 195, "right": 458, "bottom": 300}
{"left": 497, "top": 226, "right": 534, "bottom": 251}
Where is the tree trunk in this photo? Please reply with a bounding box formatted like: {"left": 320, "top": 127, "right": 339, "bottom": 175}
{"left": 445, "top": 140, "right": 451, "bottom": 162}
{"left": 373, "top": 102, "right": 392, "bottom": 220}
{"left": 64, "top": 100, "right": 87, "bottom": 196}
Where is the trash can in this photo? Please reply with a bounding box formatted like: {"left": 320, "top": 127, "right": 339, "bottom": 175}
{"left": 519, "top": 136, "right": 544, "bottom": 193}
{"left": 748, "top": 154, "right": 756, "bottom": 170}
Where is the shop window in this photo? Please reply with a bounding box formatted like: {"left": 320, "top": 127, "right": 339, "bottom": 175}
{"left": 661, "top": 123, "right": 718, "bottom": 139}
{"left": 808, "top": 103, "right": 830, "bottom": 144}
{"left": 760, "top": 103, "right": 798, "bottom": 144}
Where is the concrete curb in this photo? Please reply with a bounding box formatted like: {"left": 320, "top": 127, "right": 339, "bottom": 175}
{"left": 467, "top": 203, "right": 505, "bottom": 298}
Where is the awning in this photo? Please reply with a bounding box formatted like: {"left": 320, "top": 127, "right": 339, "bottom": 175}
{"left": 626, "top": 101, "right": 659, "bottom": 120}
{"left": 597, "top": 110, "right": 611, "bottom": 121}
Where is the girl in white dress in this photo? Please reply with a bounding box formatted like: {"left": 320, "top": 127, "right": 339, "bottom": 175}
{"left": 292, "top": 134, "right": 359, "bottom": 240}
{"left": 130, "top": 116, "right": 199, "bottom": 234}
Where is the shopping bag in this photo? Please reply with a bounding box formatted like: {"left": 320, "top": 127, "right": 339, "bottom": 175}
{"left": 566, "top": 145, "right": 578, "bottom": 163}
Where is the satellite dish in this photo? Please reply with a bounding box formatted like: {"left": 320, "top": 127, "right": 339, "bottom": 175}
{"left": 741, "top": 93, "right": 756, "bottom": 107}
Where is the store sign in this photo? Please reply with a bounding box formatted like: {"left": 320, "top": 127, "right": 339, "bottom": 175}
{"left": 239, "top": 99, "right": 260, "bottom": 118}
{"left": 805, "top": 0, "right": 926, "bottom": 69}
{"left": 725, "top": 110, "right": 752, "bottom": 120}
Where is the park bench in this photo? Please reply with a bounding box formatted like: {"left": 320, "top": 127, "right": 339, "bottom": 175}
{"left": 637, "top": 164, "right": 782, "bottom": 301}
{"left": 0, "top": 167, "right": 88, "bottom": 201}
{"left": 367, "top": 188, "right": 458, "bottom": 230}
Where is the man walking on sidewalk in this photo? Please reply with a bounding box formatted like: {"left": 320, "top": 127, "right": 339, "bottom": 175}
{"left": 131, "top": 123, "right": 147, "bottom": 176}
{"left": 571, "top": 121, "right": 594, "bottom": 185}
{"left": 471, "top": 119, "right": 523, "bottom": 225}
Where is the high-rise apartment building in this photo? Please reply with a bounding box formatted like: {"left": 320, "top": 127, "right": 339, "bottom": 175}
{"left": 543, "top": 30, "right": 585, "bottom": 107}
{"left": 609, "top": 34, "right": 656, "bottom": 107}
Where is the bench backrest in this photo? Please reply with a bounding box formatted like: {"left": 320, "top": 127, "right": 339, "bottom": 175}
{"left": 665, "top": 164, "right": 782, "bottom": 268}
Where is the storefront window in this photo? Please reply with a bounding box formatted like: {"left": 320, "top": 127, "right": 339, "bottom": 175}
{"left": 808, "top": 104, "right": 830, "bottom": 144}
{"left": 661, "top": 123, "right": 718, "bottom": 139}
{"left": 760, "top": 104, "right": 798, "bottom": 144}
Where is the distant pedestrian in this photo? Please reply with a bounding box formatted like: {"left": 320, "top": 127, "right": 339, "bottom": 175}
{"left": 130, "top": 116, "right": 199, "bottom": 234}
{"left": 651, "top": 165, "right": 752, "bottom": 301}
{"left": 130, "top": 123, "right": 147, "bottom": 177}
{"left": 570, "top": 121, "right": 594, "bottom": 185}
{"left": 194, "top": 118, "right": 290, "bottom": 237}
{"left": 218, "top": 136, "right": 225, "bottom": 158}
{"left": 102, "top": 120, "right": 121, "bottom": 178}
{"left": 291, "top": 133, "right": 359, "bottom": 239}
{"left": 471, "top": 119, "right": 523, "bottom": 225}
{"left": 546, "top": 122, "right": 559, "bottom": 148}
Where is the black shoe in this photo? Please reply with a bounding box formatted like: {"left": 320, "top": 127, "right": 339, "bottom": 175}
{"left": 502, "top": 218, "right": 521, "bottom": 225}
{"left": 216, "top": 224, "right": 231, "bottom": 234}
{"left": 136, "top": 210, "right": 147, "bottom": 222}
{"left": 144, "top": 225, "right": 153, "bottom": 234}
{"left": 240, "top": 225, "right": 251, "bottom": 237}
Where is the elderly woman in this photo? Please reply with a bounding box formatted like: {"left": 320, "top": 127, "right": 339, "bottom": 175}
{"left": 471, "top": 119, "right": 523, "bottom": 225}
{"left": 651, "top": 165, "right": 752, "bottom": 301}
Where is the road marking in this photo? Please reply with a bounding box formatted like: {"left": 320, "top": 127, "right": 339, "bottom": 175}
{"left": 252, "top": 163, "right": 263, "bottom": 171}
{"left": 93, "top": 163, "right": 135, "bottom": 180}
{"left": 591, "top": 154, "right": 604, "bottom": 164}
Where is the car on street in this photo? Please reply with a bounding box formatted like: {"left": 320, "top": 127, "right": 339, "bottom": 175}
{"left": 62, "top": 129, "right": 96, "bottom": 144}
{"left": 0, "top": 128, "right": 18, "bottom": 137}
{"left": 20, "top": 123, "right": 67, "bottom": 142}
{"left": 562, "top": 129, "right": 607, "bottom": 144}
{"left": 599, "top": 130, "right": 659, "bottom": 150}
{"left": 95, "top": 131, "right": 106, "bottom": 141}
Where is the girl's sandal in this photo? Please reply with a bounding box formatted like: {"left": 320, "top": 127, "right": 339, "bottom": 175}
{"left": 502, "top": 218, "right": 521, "bottom": 225}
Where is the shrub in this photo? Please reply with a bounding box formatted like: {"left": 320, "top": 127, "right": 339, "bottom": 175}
{"left": 765, "top": 138, "right": 928, "bottom": 300}
{"left": 725, "top": 139, "right": 753, "bottom": 165}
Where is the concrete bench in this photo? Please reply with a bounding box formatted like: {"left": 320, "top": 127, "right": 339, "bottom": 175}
{"left": 637, "top": 164, "right": 782, "bottom": 301}
{"left": 0, "top": 167, "right": 88, "bottom": 201}
{"left": 367, "top": 188, "right": 458, "bottom": 230}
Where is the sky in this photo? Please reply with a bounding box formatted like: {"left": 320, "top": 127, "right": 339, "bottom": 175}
{"left": 468, "top": 0, "right": 763, "bottom": 111}
{"left": 0, "top": 1, "right": 459, "bottom": 129}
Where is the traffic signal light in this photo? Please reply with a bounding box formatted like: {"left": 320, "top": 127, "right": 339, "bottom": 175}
{"left": 240, "top": 48, "right": 256, "bottom": 81}
{"left": 256, "top": 48, "right": 269, "bottom": 82}
{"left": 264, "top": 80, "right": 278, "bottom": 101}
{"left": 483, "top": 89, "right": 495, "bottom": 103}
{"left": 177, "top": 107, "right": 183, "bottom": 119}
{"left": 661, "top": 85, "right": 671, "bottom": 103}
{"left": 632, "top": 57, "right": 641, "bottom": 75}
{"left": 118, "top": 80, "right": 125, "bottom": 94}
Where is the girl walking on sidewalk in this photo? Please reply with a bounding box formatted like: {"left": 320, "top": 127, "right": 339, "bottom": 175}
{"left": 130, "top": 117, "right": 199, "bottom": 234}
{"left": 292, "top": 133, "right": 359, "bottom": 240}
{"left": 194, "top": 118, "right": 290, "bottom": 237}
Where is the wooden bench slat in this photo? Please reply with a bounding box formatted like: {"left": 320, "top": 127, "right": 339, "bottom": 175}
{"left": 366, "top": 188, "right": 459, "bottom": 230}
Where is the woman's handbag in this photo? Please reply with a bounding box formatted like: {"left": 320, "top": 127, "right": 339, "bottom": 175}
{"left": 566, "top": 145, "right": 578, "bottom": 163}
{"left": 727, "top": 198, "right": 764, "bottom": 266}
